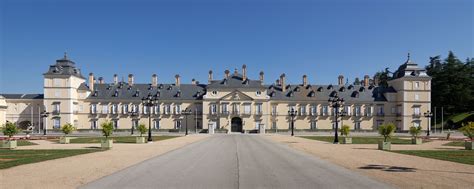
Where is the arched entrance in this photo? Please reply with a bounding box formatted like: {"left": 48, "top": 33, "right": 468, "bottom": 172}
{"left": 231, "top": 117, "right": 243, "bottom": 133}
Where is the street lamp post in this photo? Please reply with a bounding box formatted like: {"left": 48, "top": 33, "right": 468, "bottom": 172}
{"left": 40, "top": 110, "right": 50, "bottom": 136}
{"left": 288, "top": 108, "right": 297, "bottom": 136}
{"left": 424, "top": 110, "right": 433, "bottom": 137}
{"left": 181, "top": 108, "right": 192, "bottom": 136}
{"left": 128, "top": 111, "right": 138, "bottom": 135}
{"left": 142, "top": 94, "right": 159, "bottom": 142}
{"left": 328, "top": 92, "right": 345, "bottom": 144}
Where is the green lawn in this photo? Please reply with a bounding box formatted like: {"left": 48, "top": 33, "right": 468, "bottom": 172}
{"left": 17, "top": 140, "right": 38, "bottom": 146}
{"left": 443, "top": 141, "right": 465, "bottom": 147}
{"left": 392, "top": 150, "right": 474, "bottom": 165}
{"left": 0, "top": 149, "right": 102, "bottom": 169}
{"left": 300, "top": 136, "right": 428, "bottom": 144}
{"left": 65, "top": 136, "right": 179, "bottom": 144}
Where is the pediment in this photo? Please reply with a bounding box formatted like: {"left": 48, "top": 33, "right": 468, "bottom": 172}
{"left": 220, "top": 90, "right": 253, "bottom": 101}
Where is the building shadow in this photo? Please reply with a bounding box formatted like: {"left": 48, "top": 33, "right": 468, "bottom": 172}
{"left": 359, "top": 164, "right": 416, "bottom": 172}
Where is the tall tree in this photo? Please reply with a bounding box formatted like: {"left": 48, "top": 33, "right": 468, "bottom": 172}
{"left": 373, "top": 69, "right": 390, "bottom": 87}
{"left": 353, "top": 77, "right": 361, "bottom": 85}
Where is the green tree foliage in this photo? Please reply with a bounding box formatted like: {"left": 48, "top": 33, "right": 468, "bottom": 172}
{"left": 137, "top": 124, "right": 148, "bottom": 137}
{"left": 426, "top": 52, "right": 474, "bottom": 118}
{"left": 373, "top": 69, "right": 390, "bottom": 87}
{"left": 353, "top": 77, "right": 361, "bottom": 85}
{"left": 2, "top": 122, "right": 20, "bottom": 138}
{"left": 459, "top": 122, "right": 474, "bottom": 140}
{"left": 340, "top": 125, "right": 350, "bottom": 136}
{"left": 409, "top": 125, "right": 422, "bottom": 138}
{"left": 378, "top": 123, "right": 396, "bottom": 142}
{"left": 60, "top": 123, "right": 75, "bottom": 135}
{"left": 101, "top": 121, "right": 114, "bottom": 139}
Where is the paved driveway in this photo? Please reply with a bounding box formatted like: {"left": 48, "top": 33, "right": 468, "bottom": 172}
{"left": 82, "top": 135, "right": 393, "bottom": 189}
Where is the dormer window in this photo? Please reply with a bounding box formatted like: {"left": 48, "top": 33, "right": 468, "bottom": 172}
{"left": 294, "top": 87, "right": 300, "bottom": 92}
{"left": 148, "top": 84, "right": 153, "bottom": 90}
{"left": 114, "top": 90, "right": 119, "bottom": 97}
{"left": 211, "top": 91, "right": 218, "bottom": 96}
{"left": 327, "top": 85, "right": 333, "bottom": 90}
{"left": 317, "top": 87, "right": 323, "bottom": 92}
{"left": 368, "top": 85, "right": 375, "bottom": 90}
{"left": 256, "top": 91, "right": 262, "bottom": 96}
{"left": 351, "top": 91, "right": 359, "bottom": 98}
{"left": 339, "top": 87, "right": 345, "bottom": 92}
{"left": 308, "top": 90, "right": 316, "bottom": 97}
{"left": 167, "top": 85, "right": 172, "bottom": 90}
{"left": 93, "top": 90, "right": 99, "bottom": 97}
{"left": 348, "top": 85, "right": 354, "bottom": 90}
{"left": 159, "top": 84, "right": 164, "bottom": 89}
{"left": 134, "top": 90, "right": 140, "bottom": 97}
{"left": 155, "top": 91, "right": 161, "bottom": 98}
{"left": 287, "top": 91, "right": 294, "bottom": 97}
{"left": 196, "top": 91, "right": 201, "bottom": 97}
{"left": 359, "top": 87, "right": 365, "bottom": 92}
{"left": 176, "top": 90, "right": 181, "bottom": 97}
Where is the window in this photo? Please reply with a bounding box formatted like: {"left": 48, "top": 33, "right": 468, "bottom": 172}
{"left": 244, "top": 104, "right": 251, "bottom": 114}
{"left": 153, "top": 120, "right": 160, "bottom": 129}
{"left": 232, "top": 104, "right": 240, "bottom": 114}
{"left": 354, "top": 122, "right": 361, "bottom": 130}
{"left": 413, "top": 121, "right": 420, "bottom": 128}
{"left": 255, "top": 121, "right": 261, "bottom": 130}
{"left": 132, "top": 120, "right": 139, "bottom": 129}
{"left": 376, "top": 105, "right": 384, "bottom": 115}
{"left": 310, "top": 121, "right": 317, "bottom": 130}
{"left": 272, "top": 121, "right": 277, "bottom": 129}
{"left": 210, "top": 104, "right": 217, "bottom": 115}
{"left": 391, "top": 107, "right": 396, "bottom": 114}
{"left": 122, "top": 104, "right": 129, "bottom": 114}
{"left": 255, "top": 103, "right": 263, "bottom": 114}
{"left": 256, "top": 91, "right": 262, "bottom": 96}
{"left": 272, "top": 105, "right": 277, "bottom": 115}
{"left": 310, "top": 105, "right": 317, "bottom": 116}
{"left": 322, "top": 106, "right": 328, "bottom": 116}
{"left": 112, "top": 104, "right": 118, "bottom": 114}
{"left": 175, "top": 120, "right": 182, "bottom": 129}
{"left": 113, "top": 120, "right": 119, "bottom": 129}
{"left": 344, "top": 106, "right": 351, "bottom": 116}
{"left": 53, "top": 103, "right": 60, "bottom": 113}
{"left": 53, "top": 119, "right": 60, "bottom": 129}
{"left": 154, "top": 105, "right": 160, "bottom": 114}
{"left": 413, "top": 107, "right": 421, "bottom": 116}
{"left": 299, "top": 105, "right": 306, "bottom": 115}
{"left": 415, "top": 82, "right": 419, "bottom": 89}
{"left": 175, "top": 104, "right": 181, "bottom": 114}
{"left": 90, "top": 104, "right": 97, "bottom": 114}
{"left": 102, "top": 105, "right": 108, "bottom": 114}
{"left": 211, "top": 91, "right": 218, "bottom": 96}
{"left": 355, "top": 106, "right": 361, "bottom": 116}
{"left": 415, "top": 94, "right": 419, "bottom": 101}
{"left": 365, "top": 106, "right": 373, "bottom": 116}
{"left": 165, "top": 104, "right": 171, "bottom": 114}
{"left": 221, "top": 103, "right": 228, "bottom": 114}
{"left": 91, "top": 120, "right": 97, "bottom": 129}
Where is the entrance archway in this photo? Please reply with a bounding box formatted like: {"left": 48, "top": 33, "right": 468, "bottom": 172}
{"left": 231, "top": 117, "right": 243, "bottom": 133}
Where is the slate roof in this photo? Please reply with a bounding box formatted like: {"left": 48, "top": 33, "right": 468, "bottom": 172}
{"left": 266, "top": 84, "right": 395, "bottom": 102}
{"left": 43, "top": 54, "right": 85, "bottom": 79}
{"left": 86, "top": 82, "right": 206, "bottom": 101}
{"left": 207, "top": 74, "right": 265, "bottom": 89}
{"left": 0, "top": 94, "right": 44, "bottom": 99}
{"left": 392, "top": 54, "right": 429, "bottom": 79}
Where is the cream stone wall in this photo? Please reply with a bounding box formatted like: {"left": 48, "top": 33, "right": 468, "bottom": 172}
{"left": 0, "top": 96, "right": 6, "bottom": 126}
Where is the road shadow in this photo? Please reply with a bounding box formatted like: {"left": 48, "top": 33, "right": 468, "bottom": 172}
{"left": 359, "top": 164, "right": 417, "bottom": 172}
{"left": 352, "top": 147, "right": 377, "bottom": 150}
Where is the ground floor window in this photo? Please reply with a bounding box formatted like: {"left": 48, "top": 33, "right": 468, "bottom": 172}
{"left": 90, "top": 120, "right": 97, "bottom": 130}
{"left": 175, "top": 120, "right": 182, "bottom": 129}
{"left": 113, "top": 120, "right": 119, "bottom": 129}
{"left": 196, "top": 121, "right": 202, "bottom": 129}
{"left": 413, "top": 120, "right": 420, "bottom": 128}
{"left": 153, "top": 120, "right": 160, "bottom": 129}
{"left": 255, "top": 121, "right": 261, "bottom": 130}
{"left": 132, "top": 120, "right": 139, "bottom": 129}
{"left": 310, "top": 121, "right": 317, "bottom": 130}
{"left": 354, "top": 122, "right": 361, "bottom": 130}
{"left": 272, "top": 121, "right": 277, "bottom": 129}
{"left": 53, "top": 118, "right": 60, "bottom": 129}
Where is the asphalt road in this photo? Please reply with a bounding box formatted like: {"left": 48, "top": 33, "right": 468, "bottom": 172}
{"left": 81, "top": 135, "right": 393, "bottom": 189}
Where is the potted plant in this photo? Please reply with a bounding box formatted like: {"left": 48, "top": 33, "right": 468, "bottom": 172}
{"left": 459, "top": 122, "right": 473, "bottom": 150}
{"left": 378, "top": 123, "right": 396, "bottom": 150}
{"left": 101, "top": 121, "right": 114, "bottom": 149}
{"left": 340, "top": 125, "right": 352, "bottom": 144}
{"left": 1, "top": 122, "right": 20, "bottom": 149}
{"left": 136, "top": 124, "right": 147, "bottom": 144}
{"left": 60, "top": 123, "right": 75, "bottom": 144}
{"left": 409, "top": 125, "right": 422, "bottom": 145}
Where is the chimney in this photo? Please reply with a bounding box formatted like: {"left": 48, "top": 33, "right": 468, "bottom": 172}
{"left": 208, "top": 70, "right": 213, "bottom": 84}
{"left": 113, "top": 74, "right": 118, "bottom": 85}
{"left": 175, "top": 74, "right": 181, "bottom": 87}
{"left": 302, "top": 75, "right": 308, "bottom": 86}
{"left": 233, "top": 68, "right": 238, "bottom": 76}
{"left": 338, "top": 75, "right": 344, "bottom": 86}
{"left": 225, "top": 70, "right": 230, "bottom": 79}
{"left": 242, "top": 64, "right": 247, "bottom": 81}
{"left": 280, "top": 74, "right": 286, "bottom": 92}
{"left": 88, "top": 73, "right": 94, "bottom": 91}
{"left": 191, "top": 78, "right": 196, "bottom": 85}
{"left": 363, "top": 75, "right": 370, "bottom": 87}
{"left": 259, "top": 71, "right": 264, "bottom": 83}
{"left": 98, "top": 77, "right": 104, "bottom": 84}
{"left": 150, "top": 74, "right": 157, "bottom": 87}
{"left": 128, "top": 74, "right": 134, "bottom": 86}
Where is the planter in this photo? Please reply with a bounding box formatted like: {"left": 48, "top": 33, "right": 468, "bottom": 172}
{"left": 1, "top": 140, "right": 17, "bottom": 149}
{"left": 378, "top": 141, "right": 391, "bottom": 150}
{"left": 342, "top": 137, "right": 352, "bottom": 144}
{"left": 101, "top": 139, "right": 113, "bottom": 149}
{"left": 465, "top": 141, "right": 473, "bottom": 150}
{"left": 136, "top": 136, "right": 145, "bottom": 144}
{"left": 411, "top": 138, "right": 422, "bottom": 145}
{"left": 60, "top": 136, "right": 71, "bottom": 144}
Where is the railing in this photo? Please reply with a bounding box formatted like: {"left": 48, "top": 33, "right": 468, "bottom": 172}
{"left": 52, "top": 110, "right": 60, "bottom": 115}
{"left": 412, "top": 113, "right": 421, "bottom": 118}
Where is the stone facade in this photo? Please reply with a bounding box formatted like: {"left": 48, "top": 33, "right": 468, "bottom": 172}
{"left": 0, "top": 54, "right": 431, "bottom": 133}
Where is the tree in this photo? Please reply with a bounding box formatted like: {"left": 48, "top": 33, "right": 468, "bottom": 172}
{"left": 340, "top": 125, "right": 350, "bottom": 136}
{"left": 373, "top": 69, "right": 390, "bottom": 87}
{"left": 409, "top": 125, "right": 422, "bottom": 139}
{"left": 137, "top": 124, "right": 147, "bottom": 137}
{"left": 459, "top": 122, "right": 474, "bottom": 140}
{"left": 2, "top": 122, "right": 20, "bottom": 139}
{"left": 353, "top": 77, "right": 361, "bottom": 85}
{"left": 101, "top": 121, "right": 114, "bottom": 139}
{"left": 378, "top": 123, "right": 396, "bottom": 142}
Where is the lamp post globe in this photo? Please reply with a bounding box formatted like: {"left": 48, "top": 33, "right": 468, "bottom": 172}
{"left": 288, "top": 108, "right": 297, "bottom": 136}
{"left": 424, "top": 110, "right": 433, "bottom": 137}
{"left": 40, "top": 110, "right": 50, "bottom": 136}
{"left": 142, "top": 94, "right": 158, "bottom": 142}
{"left": 328, "top": 92, "right": 344, "bottom": 144}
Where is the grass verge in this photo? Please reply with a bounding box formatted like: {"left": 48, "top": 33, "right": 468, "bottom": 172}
{"left": 392, "top": 150, "right": 474, "bottom": 165}
{"left": 0, "top": 149, "right": 102, "bottom": 169}
{"left": 300, "top": 136, "right": 428, "bottom": 144}
{"left": 17, "top": 140, "right": 38, "bottom": 146}
{"left": 443, "top": 141, "right": 465, "bottom": 147}
{"left": 61, "top": 136, "right": 180, "bottom": 144}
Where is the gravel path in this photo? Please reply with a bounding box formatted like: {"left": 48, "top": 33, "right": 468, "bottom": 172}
{"left": 0, "top": 135, "right": 209, "bottom": 189}
{"left": 267, "top": 135, "right": 474, "bottom": 189}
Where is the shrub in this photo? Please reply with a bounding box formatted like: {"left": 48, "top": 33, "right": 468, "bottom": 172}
{"left": 409, "top": 125, "right": 422, "bottom": 138}
{"left": 378, "top": 123, "right": 396, "bottom": 142}
{"left": 459, "top": 122, "right": 474, "bottom": 140}
{"left": 137, "top": 124, "right": 148, "bottom": 137}
{"left": 101, "top": 121, "right": 114, "bottom": 139}
{"left": 340, "top": 125, "right": 350, "bottom": 136}
{"left": 2, "top": 122, "right": 20, "bottom": 139}
{"left": 61, "top": 123, "right": 75, "bottom": 135}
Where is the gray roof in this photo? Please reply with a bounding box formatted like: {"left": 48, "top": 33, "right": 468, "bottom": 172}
{"left": 0, "top": 94, "right": 44, "bottom": 99}
{"left": 392, "top": 56, "right": 429, "bottom": 79}
{"left": 86, "top": 82, "right": 206, "bottom": 101}
{"left": 266, "top": 84, "right": 395, "bottom": 102}
{"left": 207, "top": 74, "right": 265, "bottom": 89}
{"left": 43, "top": 55, "right": 85, "bottom": 79}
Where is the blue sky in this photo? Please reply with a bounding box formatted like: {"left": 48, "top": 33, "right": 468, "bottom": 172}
{"left": 1, "top": 0, "right": 472, "bottom": 93}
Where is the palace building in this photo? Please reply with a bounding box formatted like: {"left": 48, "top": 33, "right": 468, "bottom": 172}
{"left": 0, "top": 53, "right": 431, "bottom": 133}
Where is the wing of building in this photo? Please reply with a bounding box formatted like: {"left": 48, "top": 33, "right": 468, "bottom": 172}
{"left": 0, "top": 53, "right": 431, "bottom": 133}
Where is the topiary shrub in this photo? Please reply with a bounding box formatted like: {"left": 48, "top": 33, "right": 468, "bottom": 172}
{"left": 409, "top": 125, "right": 422, "bottom": 138}
{"left": 378, "top": 123, "right": 396, "bottom": 142}
{"left": 340, "top": 125, "right": 350, "bottom": 136}
{"left": 460, "top": 122, "right": 474, "bottom": 141}
{"left": 137, "top": 124, "right": 147, "bottom": 137}
{"left": 61, "top": 123, "right": 76, "bottom": 135}
{"left": 2, "top": 122, "right": 20, "bottom": 139}
{"left": 101, "top": 121, "right": 114, "bottom": 139}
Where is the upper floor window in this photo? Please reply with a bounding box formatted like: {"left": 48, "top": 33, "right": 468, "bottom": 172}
{"left": 112, "top": 104, "right": 118, "bottom": 114}
{"left": 322, "top": 105, "right": 328, "bottom": 116}
{"left": 415, "top": 82, "right": 420, "bottom": 89}
{"left": 310, "top": 105, "right": 317, "bottom": 115}
{"left": 355, "top": 106, "right": 361, "bottom": 116}
{"left": 415, "top": 94, "right": 419, "bottom": 101}
{"left": 221, "top": 103, "right": 228, "bottom": 114}
{"left": 174, "top": 104, "right": 181, "bottom": 114}
{"left": 413, "top": 107, "right": 421, "bottom": 116}
{"left": 210, "top": 104, "right": 217, "bottom": 114}
{"left": 256, "top": 91, "right": 262, "bottom": 96}
{"left": 299, "top": 105, "right": 306, "bottom": 115}
{"left": 244, "top": 104, "right": 251, "bottom": 114}
{"left": 211, "top": 91, "right": 218, "bottom": 96}
{"left": 122, "top": 104, "right": 129, "bottom": 114}
{"left": 52, "top": 103, "right": 60, "bottom": 113}
{"left": 53, "top": 79, "right": 61, "bottom": 87}
{"left": 272, "top": 105, "right": 277, "bottom": 115}
{"left": 90, "top": 104, "right": 97, "bottom": 114}
{"left": 102, "top": 105, "right": 109, "bottom": 114}
{"left": 232, "top": 103, "right": 240, "bottom": 114}
{"left": 255, "top": 103, "right": 263, "bottom": 114}
{"left": 164, "top": 104, "right": 171, "bottom": 114}
{"left": 365, "top": 106, "right": 373, "bottom": 116}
